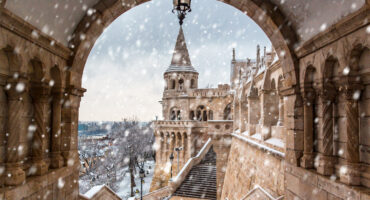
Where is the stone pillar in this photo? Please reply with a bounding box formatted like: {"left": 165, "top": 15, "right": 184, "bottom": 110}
{"left": 282, "top": 88, "right": 304, "bottom": 166}
{"left": 4, "top": 77, "right": 27, "bottom": 186}
{"left": 339, "top": 85, "right": 362, "bottom": 185}
{"left": 155, "top": 132, "right": 162, "bottom": 163}
{"left": 181, "top": 132, "right": 186, "bottom": 162}
{"left": 30, "top": 82, "right": 50, "bottom": 176}
{"left": 259, "top": 90, "right": 272, "bottom": 140}
{"left": 277, "top": 96, "right": 284, "bottom": 126}
{"left": 247, "top": 96, "right": 259, "bottom": 135}
{"left": 187, "top": 133, "right": 193, "bottom": 159}
{"left": 0, "top": 75, "right": 7, "bottom": 187}
{"left": 61, "top": 86, "right": 85, "bottom": 167}
{"left": 300, "top": 90, "right": 315, "bottom": 168}
{"left": 162, "top": 133, "right": 168, "bottom": 163}
{"left": 50, "top": 88, "right": 64, "bottom": 168}
{"left": 169, "top": 133, "right": 175, "bottom": 157}
{"left": 316, "top": 86, "right": 336, "bottom": 175}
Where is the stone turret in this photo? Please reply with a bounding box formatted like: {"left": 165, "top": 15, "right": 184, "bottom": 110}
{"left": 164, "top": 26, "right": 198, "bottom": 91}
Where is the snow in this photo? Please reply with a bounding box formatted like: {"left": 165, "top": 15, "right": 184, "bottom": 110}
{"left": 251, "top": 133, "right": 263, "bottom": 140}
{"left": 265, "top": 138, "right": 284, "bottom": 148}
{"left": 232, "top": 133, "right": 285, "bottom": 158}
{"left": 84, "top": 185, "right": 105, "bottom": 198}
{"left": 173, "top": 138, "right": 211, "bottom": 182}
{"left": 116, "top": 160, "right": 155, "bottom": 200}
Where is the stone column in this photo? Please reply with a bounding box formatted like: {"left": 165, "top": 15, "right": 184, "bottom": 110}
{"left": 169, "top": 133, "right": 175, "bottom": 157}
{"left": 0, "top": 75, "right": 7, "bottom": 187}
{"left": 62, "top": 86, "right": 85, "bottom": 167}
{"left": 50, "top": 88, "right": 64, "bottom": 168}
{"left": 259, "top": 90, "right": 272, "bottom": 140}
{"left": 316, "top": 86, "right": 336, "bottom": 175}
{"left": 300, "top": 90, "right": 315, "bottom": 168}
{"left": 162, "top": 133, "right": 168, "bottom": 163}
{"left": 339, "top": 85, "right": 362, "bottom": 185}
{"left": 187, "top": 132, "right": 193, "bottom": 159}
{"left": 155, "top": 132, "right": 162, "bottom": 163}
{"left": 181, "top": 132, "right": 186, "bottom": 162}
{"left": 247, "top": 95, "right": 259, "bottom": 136}
{"left": 4, "top": 77, "right": 27, "bottom": 185}
{"left": 30, "top": 82, "right": 50, "bottom": 176}
{"left": 277, "top": 96, "right": 284, "bottom": 126}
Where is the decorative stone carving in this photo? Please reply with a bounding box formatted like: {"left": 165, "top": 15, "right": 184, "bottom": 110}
{"left": 300, "top": 90, "right": 315, "bottom": 169}
{"left": 316, "top": 84, "right": 336, "bottom": 175}
{"left": 30, "top": 82, "right": 50, "bottom": 176}
{"left": 4, "top": 77, "right": 28, "bottom": 186}
{"left": 50, "top": 88, "right": 64, "bottom": 168}
{"left": 339, "top": 83, "right": 362, "bottom": 185}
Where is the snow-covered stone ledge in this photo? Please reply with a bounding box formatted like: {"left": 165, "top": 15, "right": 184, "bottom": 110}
{"left": 141, "top": 186, "right": 172, "bottom": 200}
{"left": 79, "top": 185, "right": 121, "bottom": 200}
{"left": 169, "top": 138, "right": 213, "bottom": 192}
{"left": 232, "top": 133, "right": 285, "bottom": 158}
{"left": 240, "top": 185, "right": 284, "bottom": 200}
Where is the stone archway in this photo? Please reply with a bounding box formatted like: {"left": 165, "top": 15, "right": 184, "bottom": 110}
{"left": 68, "top": 0, "right": 299, "bottom": 89}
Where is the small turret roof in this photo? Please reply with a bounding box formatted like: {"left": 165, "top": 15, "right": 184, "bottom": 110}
{"left": 165, "top": 26, "right": 197, "bottom": 74}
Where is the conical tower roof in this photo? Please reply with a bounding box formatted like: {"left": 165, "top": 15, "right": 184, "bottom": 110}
{"left": 165, "top": 26, "right": 197, "bottom": 73}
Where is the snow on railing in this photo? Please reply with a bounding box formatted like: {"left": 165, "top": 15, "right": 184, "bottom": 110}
{"left": 142, "top": 186, "right": 172, "bottom": 200}
{"left": 232, "top": 133, "right": 285, "bottom": 158}
{"left": 240, "top": 185, "right": 284, "bottom": 200}
{"left": 169, "top": 138, "right": 212, "bottom": 191}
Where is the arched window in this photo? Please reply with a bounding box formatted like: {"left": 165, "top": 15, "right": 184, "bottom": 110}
{"left": 196, "top": 105, "right": 207, "bottom": 121}
{"left": 170, "top": 110, "right": 176, "bottom": 120}
{"left": 170, "top": 107, "right": 181, "bottom": 120}
{"left": 223, "top": 103, "right": 232, "bottom": 120}
{"left": 179, "top": 79, "right": 184, "bottom": 90}
{"left": 171, "top": 79, "right": 176, "bottom": 89}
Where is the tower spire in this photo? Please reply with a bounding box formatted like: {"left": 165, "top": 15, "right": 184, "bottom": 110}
{"left": 170, "top": 26, "right": 192, "bottom": 66}
{"left": 165, "top": 26, "right": 197, "bottom": 74}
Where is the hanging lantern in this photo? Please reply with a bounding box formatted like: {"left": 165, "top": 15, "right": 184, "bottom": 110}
{"left": 172, "top": 0, "right": 192, "bottom": 25}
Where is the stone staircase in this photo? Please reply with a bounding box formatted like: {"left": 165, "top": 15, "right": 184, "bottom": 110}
{"left": 172, "top": 147, "right": 217, "bottom": 200}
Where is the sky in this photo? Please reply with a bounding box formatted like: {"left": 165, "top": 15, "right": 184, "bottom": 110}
{"left": 79, "top": 0, "right": 271, "bottom": 122}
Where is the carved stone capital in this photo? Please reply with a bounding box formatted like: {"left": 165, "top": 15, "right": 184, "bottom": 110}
{"left": 30, "top": 82, "right": 51, "bottom": 101}
{"left": 340, "top": 84, "right": 363, "bottom": 101}
{"left": 301, "top": 89, "right": 315, "bottom": 104}
{"left": 66, "top": 85, "right": 86, "bottom": 97}
{"left": 5, "top": 77, "right": 29, "bottom": 100}
{"left": 317, "top": 85, "right": 336, "bottom": 102}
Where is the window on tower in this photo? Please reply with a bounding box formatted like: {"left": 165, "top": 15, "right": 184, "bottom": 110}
{"left": 179, "top": 79, "right": 184, "bottom": 90}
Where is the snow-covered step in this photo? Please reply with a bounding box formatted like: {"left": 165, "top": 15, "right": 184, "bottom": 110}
{"left": 173, "top": 147, "right": 217, "bottom": 200}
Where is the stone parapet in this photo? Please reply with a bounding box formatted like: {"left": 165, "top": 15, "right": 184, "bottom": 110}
{"left": 0, "top": 164, "right": 80, "bottom": 200}
{"left": 169, "top": 139, "right": 213, "bottom": 193}
{"left": 285, "top": 163, "right": 370, "bottom": 200}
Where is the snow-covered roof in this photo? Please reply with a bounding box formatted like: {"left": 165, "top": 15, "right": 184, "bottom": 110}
{"left": 84, "top": 185, "right": 105, "bottom": 198}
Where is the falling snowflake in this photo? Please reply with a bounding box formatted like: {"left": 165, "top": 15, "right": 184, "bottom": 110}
{"left": 15, "top": 82, "right": 25, "bottom": 92}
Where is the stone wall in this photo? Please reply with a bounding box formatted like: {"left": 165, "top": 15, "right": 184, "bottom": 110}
{"left": 0, "top": 165, "right": 79, "bottom": 199}
{"left": 285, "top": 164, "right": 370, "bottom": 200}
{"left": 0, "top": 8, "right": 83, "bottom": 200}
{"left": 221, "top": 136, "right": 284, "bottom": 200}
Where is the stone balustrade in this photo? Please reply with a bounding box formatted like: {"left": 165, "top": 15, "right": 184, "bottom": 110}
{"left": 169, "top": 138, "right": 212, "bottom": 192}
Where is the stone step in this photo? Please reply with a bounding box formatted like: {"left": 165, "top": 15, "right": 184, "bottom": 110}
{"left": 173, "top": 147, "right": 217, "bottom": 200}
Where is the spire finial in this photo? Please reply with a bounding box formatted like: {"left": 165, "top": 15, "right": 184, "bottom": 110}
{"left": 232, "top": 48, "right": 236, "bottom": 61}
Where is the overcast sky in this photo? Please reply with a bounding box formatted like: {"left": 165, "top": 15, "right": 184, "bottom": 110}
{"left": 79, "top": 0, "right": 271, "bottom": 122}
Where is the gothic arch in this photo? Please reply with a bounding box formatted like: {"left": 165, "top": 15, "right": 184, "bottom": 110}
{"left": 69, "top": 0, "right": 299, "bottom": 89}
